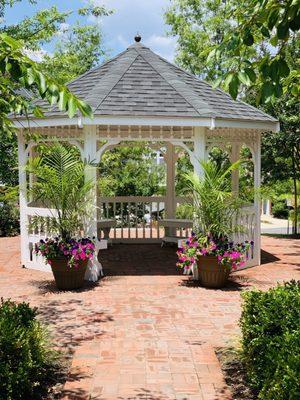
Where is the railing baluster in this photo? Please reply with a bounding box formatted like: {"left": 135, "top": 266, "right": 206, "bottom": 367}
{"left": 121, "top": 202, "right": 123, "bottom": 239}
{"left": 143, "top": 202, "right": 146, "bottom": 239}
{"left": 157, "top": 201, "right": 159, "bottom": 239}
{"left": 150, "top": 201, "right": 153, "bottom": 239}
{"left": 128, "top": 202, "right": 131, "bottom": 239}
{"left": 113, "top": 201, "right": 116, "bottom": 239}
{"left": 136, "top": 202, "right": 138, "bottom": 239}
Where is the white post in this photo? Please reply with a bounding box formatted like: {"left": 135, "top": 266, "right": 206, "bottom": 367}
{"left": 165, "top": 143, "right": 176, "bottom": 219}
{"left": 193, "top": 127, "right": 206, "bottom": 178}
{"left": 231, "top": 143, "right": 240, "bottom": 194}
{"left": 17, "top": 131, "right": 29, "bottom": 267}
{"left": 165, "top": 143, "right": 176, "bottom": 236}
{"left": 253, "top": 135, "right": 261, "bottom": 265}
{"left": 83, "top": 126, "right": 98, "bottom": 238}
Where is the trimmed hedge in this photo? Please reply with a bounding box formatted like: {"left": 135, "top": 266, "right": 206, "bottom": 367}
{"left": 240, "top": 281, "right": 300, "bottom": 400}
{"left": 0, "top": 299, "right": 59, "bottom": 400}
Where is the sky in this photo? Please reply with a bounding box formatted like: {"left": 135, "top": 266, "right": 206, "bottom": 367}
{"left": 3, "top": 0, "right": 177, "bottom": 61}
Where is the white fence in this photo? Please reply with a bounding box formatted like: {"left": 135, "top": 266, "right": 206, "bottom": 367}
{"left": 23, "top": 198, "right": 257, "bottom": 270}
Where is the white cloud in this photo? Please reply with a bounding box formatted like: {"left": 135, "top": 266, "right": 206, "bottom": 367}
{"left": 23, "top": 48, "right": 49, "bottom": 62}
{"left": 144, "top": 34, "right": 177, "bottom": 61}
{"left": 89, "top": 0, "right": 176, "bottom": 60}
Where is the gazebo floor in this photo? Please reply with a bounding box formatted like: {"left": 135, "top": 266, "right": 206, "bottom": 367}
{"left": 0, "top": 236, "right": 299, "bottom": 399}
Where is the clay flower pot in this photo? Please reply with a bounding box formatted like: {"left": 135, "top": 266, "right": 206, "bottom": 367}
{"left": 49, "top": 257, "right": 88, "bottom": 290}
{"left": 197, "top": 255, "right": 230, "bottom": 288}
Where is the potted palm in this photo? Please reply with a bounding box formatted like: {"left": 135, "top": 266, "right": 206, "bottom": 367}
{"left": 26, "top": 144, "right": 95, "bottom": 290}
{"left": 177, "top": 160, "right": 251, "bottom": 288}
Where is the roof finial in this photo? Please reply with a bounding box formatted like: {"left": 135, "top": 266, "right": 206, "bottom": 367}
{"left": 134, "top": 33, "right": 141, "bottom": 43}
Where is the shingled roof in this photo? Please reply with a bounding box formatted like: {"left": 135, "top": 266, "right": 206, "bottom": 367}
{"left": 33, "top": 40, "right": 276, "bottom": 123}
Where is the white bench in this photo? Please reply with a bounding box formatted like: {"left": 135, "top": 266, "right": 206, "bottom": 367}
{"left": 159, "top": 219, "right": 193, "bottom": 246}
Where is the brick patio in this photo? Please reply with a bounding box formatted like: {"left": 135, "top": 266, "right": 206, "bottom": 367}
{"left": 0, "top": 236, "right": 299, "bottom": 400}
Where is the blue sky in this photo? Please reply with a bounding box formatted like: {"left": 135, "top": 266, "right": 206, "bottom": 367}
{"left": 3, "top": 0, "right": 177, "bottom": 61}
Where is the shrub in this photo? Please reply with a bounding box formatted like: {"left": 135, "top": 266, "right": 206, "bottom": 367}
{"left": 0, "top": 299, "right": 59, "bottom": 400}
{"left": 240, "top": 281, "right": 300, "bottom": 400}
{"left": 0, "top": 200, "right": 19, "bottom": 237}
{"left": 272, "top": 200, "right": 289, "bottom": 219}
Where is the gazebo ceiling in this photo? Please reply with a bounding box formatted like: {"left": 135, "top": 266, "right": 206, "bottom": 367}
{"left": 29, "top": 39, "right": 277, "bottom": 125}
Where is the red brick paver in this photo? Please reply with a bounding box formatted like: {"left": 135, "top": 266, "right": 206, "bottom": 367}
{"left": 0, "top": 236, "right": 299, "bottom": 399}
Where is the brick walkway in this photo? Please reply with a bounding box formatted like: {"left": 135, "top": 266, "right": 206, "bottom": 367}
{"left": 0, "top": 236, "right": 299, "bottom": 400}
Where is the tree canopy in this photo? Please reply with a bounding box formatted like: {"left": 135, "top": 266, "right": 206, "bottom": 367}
{"left": 166, "top": 0, "right": 300, "bottom": 102}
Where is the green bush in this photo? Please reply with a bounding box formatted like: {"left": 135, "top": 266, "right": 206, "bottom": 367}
{"left": 272, "top": 200, "right": 289, "bottom": 219}
{"left": 240, "top": 281, "right": 300, "bottom": 400}
{"left": 0, "top": 187, "right": 20, "bottom": 237}
{"left": 0, "top": 299, "right": 59, "bottom": 400}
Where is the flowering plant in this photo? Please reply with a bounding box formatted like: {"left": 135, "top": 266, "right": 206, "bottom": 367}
{"left": 35, "top": 237, "right": 95, "bottom": 268}
{"left": 177, "top": 233, "right": 252, "bottom": 273}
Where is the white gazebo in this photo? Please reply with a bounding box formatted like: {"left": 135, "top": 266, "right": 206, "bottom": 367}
{"left": 13, "top": 36, "right": 279, "bottom": 271}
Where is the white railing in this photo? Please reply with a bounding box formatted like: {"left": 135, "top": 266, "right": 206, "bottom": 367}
{"left": 23, "top": 200, "right": 258, "bottom": 270}
{"left": 25, "top": 207, "right": 59, "bottom": 271}
{"left": 98, "top": 196, "right": 166, "bottom": 241}
{"left": 233, "top": 205, "right": 257, "bottom": 268}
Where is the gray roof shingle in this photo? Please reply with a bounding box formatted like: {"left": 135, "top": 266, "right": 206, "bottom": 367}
{"left": 33, "top": 41, "right": 276, "bottom": 123}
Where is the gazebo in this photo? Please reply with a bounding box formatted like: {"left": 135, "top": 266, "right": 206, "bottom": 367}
{"left": 13, "top": 36, "right": 279, "bottom": 271}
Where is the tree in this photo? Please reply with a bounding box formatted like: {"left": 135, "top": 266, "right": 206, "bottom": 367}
{"left": 98, "top": 146, "right": 165, "bottom": 197}
{"left": 166, "top": 0, "right": 300, "bottom": 102}
{"left": 0, "top": 0, "right": 110, "bottom": 183}
{"left": 166, "top": 0, "right": 300, "bottom": 234}
{"left": 261, "top": 96, "right": 300, "bottom": 233}
{"left": 0, "top": 33, "right": 92, "bottom": 134}
{"left": 40, "top": 24, "right": 105, "bottom": 85}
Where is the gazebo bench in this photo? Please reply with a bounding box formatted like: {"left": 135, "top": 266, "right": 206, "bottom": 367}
{"left": 159, "top": 219, "right": 193, "bottom": 246}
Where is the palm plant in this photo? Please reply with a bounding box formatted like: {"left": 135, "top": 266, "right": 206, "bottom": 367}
{"left": 26, "top": 144, "right": 94, "bottom": 239}
{"left": 183, "top": 160, "right": 244, "bottom": 240}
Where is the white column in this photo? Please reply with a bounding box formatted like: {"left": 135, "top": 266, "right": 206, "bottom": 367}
{"left": 253, "top": 135, "right": 261, "bottom": 265}
{"left": 193, "top": 127, "right": 206, "bottom": 178}
{"left": 231, "top": 143, "right": 240, "bottom": 194}
{"left": 17, "top": 131, "right": 29, "bottom": 267}
{"left": 83, "top": 125, "right": 98, "bottom": 238}
{"left": 164, "top": 143, "right": 176, "bottom": 236}
{"left": 165, "top": 143, "right": 176, "bottom": 219}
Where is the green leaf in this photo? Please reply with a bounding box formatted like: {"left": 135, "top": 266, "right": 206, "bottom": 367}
{"left": 243, "top": 29, "right": 254, "bottom": 46}
{"left": 58, "top": 89, "right": 68, "bottom": 111}
{"left": 260, "top": 26, "right": 270, "bottom": 38}
{"left": 212, "top": 77, "right": 222, "bottom": 89}
{"left": 268, "top": 9, "right": 279, "bottom": 30}
{"left": 278, "top": 59, "right": 290, "bottom": 78}
{"left": 269, "top": 60, "right": 279, "bottom": 81}
{"left": 0, "top": 33, "right": 22, "bottom": 49}
{"left": 238, "top": 71, "right": 251, "bottom": 86}
{"left": 77, "top": 100, "right": 93, "bottom": 118}
{"left": 26, "top": 68, "right": 35, "bottom": 85}
{"left": 224, "top": 73, "right": 233, "bottom": 89}
{"left": 67, "top": 95, "right": 77, "bottom": 118}
{"left": 261, "top": 82, "right": 274, "bottom": 103}
{"left": 229, "top": 74, "right": 239, "bottom": 99}
{"left": 277, "top": 22, "right": 289, "bottom": 40}
{"left": 207, "top": 49, "right": 216, "bottom": 63}
{"left": 37, "top": 71, "right": 46, "bottom": 94}
{"left": 245, "top": 68, "right": 256, "bottom": 83}
{"left": 270, "top": 35, "right": 278, "bottom": 47}
{"left": 289, "top": 12, "right": 300, "bottom": 31}
{"left": 33, "top": 106, "right": 44, "bottom": 118}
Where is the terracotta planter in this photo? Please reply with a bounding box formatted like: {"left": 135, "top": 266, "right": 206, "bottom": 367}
{"left": 49, "top": 257, "right": 88, "bottom": 290}
{"left": 197, "top": 255, "right": 230, "bottom": 288}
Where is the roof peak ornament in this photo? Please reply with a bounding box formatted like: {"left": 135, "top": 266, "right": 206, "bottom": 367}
{"left": 134, "top": 33, "right": 141, "bottom": 43}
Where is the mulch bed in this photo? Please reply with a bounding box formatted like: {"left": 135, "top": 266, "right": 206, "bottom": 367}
{"left": 216, "top": 347, "right": 258, "bottom": 400}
